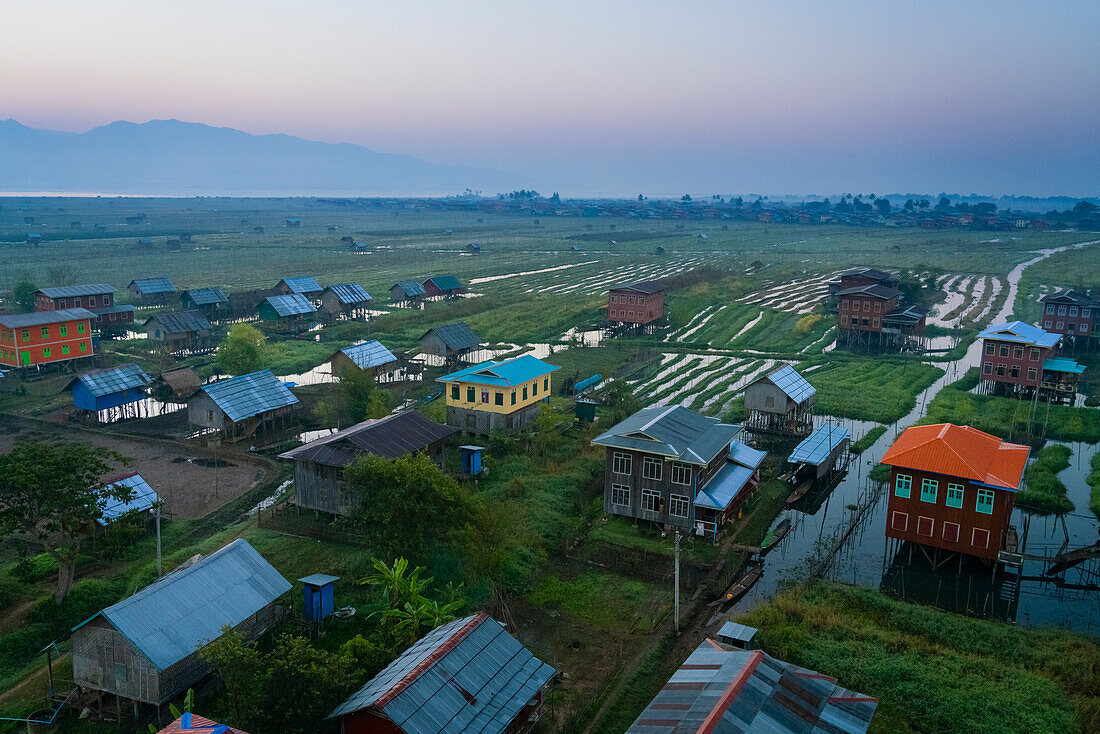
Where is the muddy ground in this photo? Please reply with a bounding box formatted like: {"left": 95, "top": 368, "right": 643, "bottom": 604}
{"left": 1, "top": 417, "right": 272, "bottom": 519}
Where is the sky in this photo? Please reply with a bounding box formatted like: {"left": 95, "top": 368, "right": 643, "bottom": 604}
{"left": 3, "top": 1, "right": 1099, "bottom": 197}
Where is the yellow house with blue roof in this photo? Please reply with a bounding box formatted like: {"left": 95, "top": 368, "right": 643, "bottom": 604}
{"left": 437, "top": 354, "right": 560, "bottom": 433}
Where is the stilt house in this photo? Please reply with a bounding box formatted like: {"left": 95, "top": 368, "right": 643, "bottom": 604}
{"left": 144, "top": 311, "right": 216, "bottom": 355}
{"left": 274, "top": 276, "right": 322, "bottom": 302}
{"left": 67, "top": 364, "right": 151, "bottom": 421}
{"left": 258, "top": 294, "right": 316, "bottom": 326}
{"left": 329, "top": 340, "right": 398, "bottom": 381}
{"left": 977, "top": 321, "right": 1061, "bottom": 397}
{"left": 35, "top": 284, "right": 135, "bottom": 331}
{"left": 98, "top": 473, "right": 160, "bottom": 527}
{"left": 1039, "top": 289, "right": 1098, "bottom": 344}
{"left": 606, "top": 281, "right": 666, "bottom": 326}
{"left": 319, "top": 283, "right": 372, "bottom": 319}
{"left": 187, "top": 369, "right": 299, "bottom": 441}
{"left": 422, "top": 274, "right": 466, "bottom": 299}
{"left": 0, "top": 308, "right": 96, "bottom": 368}
{"left": 419, "top": 321, "right": 483, "bottom": 363}
{"left": 438, "top": 354, "right": 559, "bottom": 434}
{"left": 389, "top": 279, "right": 427, "bottom": 304}
{"left": 70, "top": 539, "right": 290, "bottom": 707}
{"left": 179, "top": 288, "right": 230, "bottom": 319}
{"left": 127, "top": 276, "right": 177, "bottom": 305}
{"left": 743, "top": 364, "right": 815, "bottom": 436}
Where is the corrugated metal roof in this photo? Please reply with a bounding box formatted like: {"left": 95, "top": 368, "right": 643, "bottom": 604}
{"left": 159, "top": 713, "right": 248, "bottom": 734}
{"left": 425, "top": 274, "right": 464, "bottom": 291}
{"left": 591, "top": 405, "right": 743, "bottom": 466}
{"left": 393, "top": 280, "right": 428, "bottom": 297}
{"left": 202, "top": 370, "right": 299, "bottom": 423}
{"left": 129, "top": 276, "right": 176, "bottom": 294}
{"left": 836, "top": 283, "right": 899, "bottom": 299}
{"left": 728, "top": 441, "right": 766, "bottom": 470}
{"left": 611, "top": 280, "right": 666, "bottom": 295}
{"left": 788, "top": 424, "right": 851, "bottom": 467}
{"left": 279, "top": 276, "right": 322, "bottom": 294}
{"left": 626, "top": 641, "right": 877, "bottom": 734}
{"left": 147, "top": 310, "right": 213, "bottom": 334}
{"left": 437, "top": 355, "right": 560, "bottom": 388}
{"left": 1043, "top": 357, "right": 1086, "bottom": 374}
{"left": 330, "top": 612, "right": 556, "bottom": 732}
{"left": 100, "top": 473, "right": 159, "bottom": 521}
{"left": 279, "top": 410, "right": 457, "bottom": 466}
{"left": 182, "top": 287, "right": 229, "bottom": 306}
{"left": 977, "top": 321, "right": 1060, "bottom": 348}
{"left": 695, "top": 461, "right": 756, "bottom": 510}
{"left": 72, "top": 539, "right": 291, "bottom": 671}
{"left": 880, "top": 423, "right": 1028, "bottom": 491}
{"left": 37, "top": 283, "right": 116, "bottom": 298}
{"left": 421, "top": 321, "right": 483, "bottom": 352}
{"left": 1040, "top": 289, "right": 1099, "bottom": 306}
{"left": 339, "top": 340, "right": 397, "bottom": 370}
{"left": 326, "top": 283, "right": 372, "bottom": 305}
{"left": 0, "top": 307, "right": 96, "bottom": 328}
{"left": 263, "top": 294, "right": 316, "bottom": 317}
{"left": 90, "top": 304, "right": 136, "bottom": 317}
{"left": 717, "top": 621, "right": 757, "bottom": 645}
{"left": 70, "top": 364, "right": 151, "bottom": 398}
{"left": 760, "top": 365, "right": 816, "bottom": 404}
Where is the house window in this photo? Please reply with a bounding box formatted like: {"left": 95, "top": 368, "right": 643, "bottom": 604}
{"left": 610, "top": 294, "right": 618, "bottom": 304}
{"left": 1056, "top": 321, "right": 1064, "bottom": 330}
{"left": 80, "top": 341, "right": 87, "bottom": 352}
{"left": 628, "top": 296, "right": 635, "bottom": 304}
{"left": 1009, "top": 365, "right": 1019, "bottom": 378}
{"left": 73, "top": 298, "right": 81, "bottom": 307}
{"left": 612, "top": 452, "right": 632, "bottom": 475}
{"left": 532, "top": 381, "right": 538, "bottom": 396}
{"left": 942, "top": 521, "right": 960, "bottom": 543}
{"left": 983, "top": 362, "right": 993, "bottom": 375}
{"left": 1027, "top": 367, "right": 1037, "bottom": 381}
{"left": 41, "top": 326, "right": 49, "bottom": 338}
{"left": 1044, "top": 320, "right": 1052, "bottom": 328}
{"left": 976, "top": 489, "right": 995, "bottom": 514}
{"left": 1012, "top": 345, "right": 1023, "bottom": 359}
{"left": 874, "top": 302, "right": 881, "bottom": 312}
{"left": 59, "top": 325, "right": 67, "bottom": 337}
{"left": 641, "top": 489, "right": 661, "bottom": 512}
{"left": 451, "top": 385, "right": 459, "bottom": 400}
{"left": 841, "top": 315, "right": 849, "bottom": 325}
{"left": 1030, "top": 348, "right": 1040, "bottom": 361}
{"left": 671, "top": 463, "right": 691, "bottom": 485}
{"left": 872, "top": 318, "right": 880, "bottom": 328}
{"left": 77, "top": 322, "right": 85, "bottom": 334}
{"left": 996, "top": 364, "right": 1006, "bottom": 376}
{"left": 466, "top": 386, "right": 475, "bottom": 403}
{"left": 894, "top": 474, "right": 911, "bottom": 498}
{"left": 999, "top": 344, "right": 1008, "bottom": 357}
{"left": 43, "top": 347, "right": 51, "bottom": 358}
{"left": 61, "top": 345, "right": 69, "bottom": 355}
{"left": 511, "top": 390, "right": 516, "bottom": 405}
{"left": 669, "top": 494, "right": 690, "bottom": 518}
{"left": 1046, "top": 304, "right": 1055, "bottom": 314}
{"left": 920, "top": 478, "right": 938, "bottom": 503}
{"left": 984, "top": 343, "right": 995, "bottom": 355}
{"left": 611, "top": 484, "right": 630, "bottom": 506}
{"left": 890, "top": 511, "right": 908, "bottom": 532}
{"left": 1069, "top": 306, "right": 1079, "bottom": 317}
{"left": 916, "top": 516, "right": 934, "bottom": 537}
{"left": 840, "top": 300, "right": 848, "bottom": 311}
{"left": 1083, "top": 324, "right": 1090, "bottom": 333}
{"left": 972, "top": 528, "right": 990, "bottom": 549}
{"left": 1083, "top": 308, "right": 1092, "bottom": 318}
{"left": 481, "top": 390, "right": 490, "bottom": 404}
{"left": 544, "top": 377, "right": 549, "bottom": 392}
{"left": 1057, "top": 305, "right": 1067, "bottom": 315}
{"left": 642, "top": 456, "right": 662, "bottom": 481}
{"left": 522, "top": 385, "right": 528, "bottom": 400}
{"left": 946, "top": 483, "right": 964, "bottom": 508}
{"left": 89, "top": 296, "right": 97, "bottom": 306}
{"left": 494, "top": 392, "right": 503, "bottom": 406}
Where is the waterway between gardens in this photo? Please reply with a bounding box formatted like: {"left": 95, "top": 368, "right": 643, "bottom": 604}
{"left": 722, "top": 242, "right": 1100, "bottom": 634}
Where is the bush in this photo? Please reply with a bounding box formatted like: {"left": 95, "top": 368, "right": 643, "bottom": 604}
{"left": 9, "top": 552, "right": 58, "bottom": 584}
{"left": 1015, "top": 444, "right": 1072, "bottom": 515}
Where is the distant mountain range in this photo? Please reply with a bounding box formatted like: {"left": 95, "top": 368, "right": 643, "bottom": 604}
{"left": 0, "top": 119, "right": 514, "bottom": 196}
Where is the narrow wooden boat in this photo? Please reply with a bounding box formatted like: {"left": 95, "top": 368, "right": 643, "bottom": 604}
{"left": 761, "top": 517, "right": 792, "bottom": 554}
{"left": 708, "top": 563, "right": 764, "bottom": 606}
{"left": 785, "top": 479, "right": 813, "bottom": 506}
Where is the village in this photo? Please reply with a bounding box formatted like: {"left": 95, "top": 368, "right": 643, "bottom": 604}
{"left": 0, "top": 197, "right": 1098, "bottom": 734}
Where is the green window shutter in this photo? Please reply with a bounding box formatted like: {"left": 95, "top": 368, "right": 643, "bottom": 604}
{"left": 894, "top": 474, "right": 911, "bottom": 499}
{"left": 920, "top": 479, "right": 938, "bottom": 503}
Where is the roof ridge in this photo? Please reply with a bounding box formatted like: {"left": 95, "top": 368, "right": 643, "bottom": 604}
{"left": 638, "top": 405, "right": 679, "bottom": 433}
{"left": 374, "top": 612, "right": 490, "bottom": 710}
{"left": 697, "top": 649, "right": 765, "bottom": 734}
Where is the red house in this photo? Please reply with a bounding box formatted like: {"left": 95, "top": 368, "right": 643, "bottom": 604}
{"left": 977, "top": 321, "right": 1060, "bottom": 393}
{"left": 35, "top": 284, "right": 134, "bottom": 330}
{"left": 1039, "top": 289, "right": 1098, "bottom": 342}
{"left": 607, "top": 280, "right": 666, "bottom": 325}
{"left": 837, "top": 283, "right": 899, "bottom": 334}
{"left": 0, "top": 308, "right": 96, "bottom": 368}
{"left": 881, "top": 424, "right": 1027, "bottom": 561}
{"left": 834, "top": 268, "right": 925, "bottom": 345}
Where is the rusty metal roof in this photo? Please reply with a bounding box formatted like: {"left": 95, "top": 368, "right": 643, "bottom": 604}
{"left": 329, "top": 612, "right": 556, "bottom": 732}
{"left": 626, "top": 641, "right": 877, "bottom": 733}
{"left": 72, "top": 539, "right": 291, "bottom": 671}
{"left": 279, "top": 410, "right": 456, "bottom": 467}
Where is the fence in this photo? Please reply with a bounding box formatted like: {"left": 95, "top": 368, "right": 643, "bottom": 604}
{"left": 257, "top": 501, "right": 370, "bottom": 547}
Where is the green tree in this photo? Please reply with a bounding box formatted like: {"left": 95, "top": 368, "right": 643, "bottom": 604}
{"left": 0, "top": 442, "right": 129, "bottom": 603}
{"left": 603, "top": 378, "right": 640, "bottom": 424}
{"left": 12, "top": 280, "right": 37, "bottom": 313}
{"left": 874, "top": 198, "right": 892, "bottom": 216}
{"left": 340, "top": 453, "right": 469, "bottom": 558}
{"left": 340, "top": 368, "right": 390, "bottom": 423}
{"left": 216, "top": 323, "right": 269, "bottom": 375}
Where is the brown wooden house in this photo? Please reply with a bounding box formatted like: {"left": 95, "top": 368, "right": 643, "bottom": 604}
{"left": 606, "top": 280, "right": 666, "bottom": 326}
{"left": 881, "top": 423, "right": 1027, "bottom": 562}
{"left": 1040, "top": 289, "right": 1098, "bottom": 345}
{"left": 35, "top": 284, "right": 135, "bottom": 331}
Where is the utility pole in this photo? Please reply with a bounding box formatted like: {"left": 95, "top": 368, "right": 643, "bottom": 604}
{"left": 674, "top": 530, "right": 681, "bottom": 634}
{"left": 155, "top": 502, "right": 163, "bottom": 576}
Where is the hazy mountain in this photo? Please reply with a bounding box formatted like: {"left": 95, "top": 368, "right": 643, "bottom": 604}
{"left": 0, "top": 119, "right": 515, "bottom": 196}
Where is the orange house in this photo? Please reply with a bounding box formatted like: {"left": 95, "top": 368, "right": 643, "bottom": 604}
{"left": 0, "top": 308, "right": 96, "bottom": 368}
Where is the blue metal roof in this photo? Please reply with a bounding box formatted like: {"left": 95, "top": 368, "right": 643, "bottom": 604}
{"left": 263, "top": 294, "right": 316, "bottom": 317}
{"left": 202, "top": 370, "right": 299, "bottom": 422}
{"left": 182, "top": 287, "right": 229, "bottom": 306}
{"left": 695, "top": 461, "right": 756, "bottom": 510}
{"left": 129, "top": 276, "right": 176, "bottom": 295}
{"left": 100, "top": 474, "right": 159, "bottom": 522}
{"left": 279, "top": 276, "right": 322, "bottom": 294}
{"left": 789, "top": 423, "right": 851, "bottom": 466}
{"left": 37, "top": 283, "right": 115, "bottom": 298}
{"left": 298, "top": 573, "right": 340, "bottom": 586}
{"left": 762, "top": 364, "right": 816, "bottom": 404}
{"left": 438, "top": 354, "right": 560, "bottom": 388}
{"left": 591, "top": 405, "right": 743, "bottom": 466}
{"left": 392, "top": 280, "right": 428, "bottom": 297}
{"left": 977, "top": 321, "right": 1061, "bottom": 348}
{"left": 1043, "top": 357, "right": 1086, "bottom": 374}
{"left": 0, "top": 307, "right": 96, "bottom": 328}
{"left": 330, "top": 613, "right": 556, "bottom": 731}
{"left": 729, "top": 440, "right": 767, "bottom": 470}
{"left": 70, "top": 364, "right": 151, "bottom": 398}
{"left": 421, "top": 321, "right": 482, "bottom": 352}
{"left": 326, "top": 283, "right": 372, "bottom": 305}
{"left": 72, "top": 539, "right": 291, "bottom": 671}
{"left": 339, "top": 340, "right": 397, "bottom": 370}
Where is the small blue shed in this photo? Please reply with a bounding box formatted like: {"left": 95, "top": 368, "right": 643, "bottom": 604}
{"left": 299, "top": 573, "right": 339, "bottom": 623}
{"left": 459, "top": 445, "right": 485, "bottom": 475}
{"left": 68, "top": 364, "right": 151, "bottom": 414}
